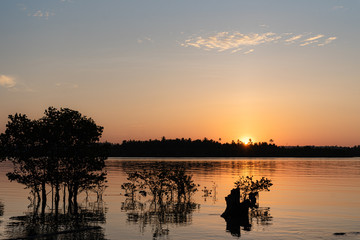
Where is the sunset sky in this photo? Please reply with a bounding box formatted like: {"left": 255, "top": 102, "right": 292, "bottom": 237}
{"left": 1, "top": 0, "right": 359, "bottom": 146}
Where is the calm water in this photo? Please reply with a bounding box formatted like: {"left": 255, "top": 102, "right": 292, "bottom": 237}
{"left": 1, "top": 158, "right": 360, "bottom": 239}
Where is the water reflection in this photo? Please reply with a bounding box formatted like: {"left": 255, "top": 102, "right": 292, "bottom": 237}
{"left": 4, "top": 196, "right": 107, "bottom": 240}
{"left": 120, "top": 164, "right": 200, "bottom": 239}
{"left": 122, "top": 198, "right": 199, "bottom": 239}
{"left": 0, "top": 200, "right": 3, "bottom": 217}
{"left": 0, "top": 200, "right": 4, "bottom": 232}
{"left": 3, "top": 158, "right": 359, "bottom": 239}
{"left": 201, "top": 182, "right": 218, "bottom": 203}
{"left": 222, "top": 176, "right": 273, "bottom": 238}
{"left": 115, "top": 159, "right": 279, "bottom": 177}
{"left": 224, "top": 207, "right": 272, "bottom": 237}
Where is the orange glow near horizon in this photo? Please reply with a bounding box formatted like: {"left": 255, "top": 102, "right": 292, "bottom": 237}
{"left": 239, "top": 137, "right": 253, "bottom": 145}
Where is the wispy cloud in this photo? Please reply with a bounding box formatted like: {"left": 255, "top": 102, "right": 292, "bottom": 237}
{"left": 0, "top": 75, "right": 16, "bottom": 88}
{"left": 19, "top": 2, "right": 67, "bottom": 19}
{"left": 259, "top": 24, "right": 269, "bottom": 28}
{"left": 0, "top": 75, "right": 35, "bottom": 92}
{"left": 299, "top": 41, "right": 313, "bottom": 47}
{"left": 298, "top": 34, "right": 325, "bottom": 47}
{"left": 29, "top": 10, "right": 55, "bottom": 19}
{"left": 182, "top": 31, "right": 281, "bottom": 53}
{"left": 318, "top": 37, "right": 337, "bottom": 46}
{"left": 137, "top": 37, "right": 153, "bottom": 44}
{"left": 285, "top": 34, "right": 303, "bottom": 43}
{"left": 303, "top": 34, "right": 324, "bottom": 42}
{"left": 231, "top": 48, "right": 243, "bottom": 54}
{"left": 182, "top": 31, "right": 337, "bottom": 53}
{"left": 244, "top": 49, "right": 254, "bottom": 55}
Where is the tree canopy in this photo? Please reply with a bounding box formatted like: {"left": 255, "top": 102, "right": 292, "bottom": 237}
{"left": 0, "top": 107, "right": 108, "bottom": 214}
{"left": 234, "top": 176, "right": 273, "bottom": 202}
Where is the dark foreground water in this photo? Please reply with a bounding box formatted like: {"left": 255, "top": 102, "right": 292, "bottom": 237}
{"left": 1, "top": 158, "right": 360, "bottom": 239}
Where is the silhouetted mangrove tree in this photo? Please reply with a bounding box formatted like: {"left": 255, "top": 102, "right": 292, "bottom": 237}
{"left": 222, "top": 176, "right": 273, "bottom": 237}
{"left": 0, "top": 107, "right": 108, "bottom": 215}
{"left": 121, "top": 165, "right": 200, "bottom": 239}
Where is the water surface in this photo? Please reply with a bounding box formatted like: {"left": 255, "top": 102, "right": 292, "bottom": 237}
{"left": 1, "top": 158, "right": 360, "bottom": 239}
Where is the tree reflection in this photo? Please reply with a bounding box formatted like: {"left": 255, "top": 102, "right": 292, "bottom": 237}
{"left": 4, "top": 195, "right": 107, "bottom": 240}
{"left": 121, "top": 165, "right": 200, "bottom": 239}
{"left": 222, "top": 176, "right": 273, "bottom": 238}
{"left": 250, "top": 207, "right": 272, "bottom": 226}
{"left": 0, "top": 200, "right": 4, "bottom": 228}
{"left": 201, "top": 182, "right": 218, "bottom": 204}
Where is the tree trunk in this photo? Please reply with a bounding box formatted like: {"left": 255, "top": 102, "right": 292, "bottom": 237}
{"left": 36, "top": 190, "right": 41, "bottom": 211}
{"left": 221, "top": 188, "right": 252, "bottom": 236}
{"left": 249, "top": 192, "right": 259, "bottom": 208}
{"left": 51, "top": 184, "right": 54, "bottom": 213}
{"left": 63, "top": 185, "right": 66, "bottom": 214}
{"left": 68, "top": 184, "right": 73, "bottom": 214}
{"left": 41, "top": 181, "right": 47, "bottom": 215}
{"left": 221, "top": 188, "right": 249, "bottom": 219}
{"left": 73, "top": 183, "right": 79, "bottom": 215}
{"left": 55, "top": 182, "right": 60, "bottom": 216}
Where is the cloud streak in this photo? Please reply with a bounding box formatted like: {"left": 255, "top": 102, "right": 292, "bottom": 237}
{"left": 182, "top": 32, "right": 280, "bottom": 53}
{"left": 244, "top": 49, "right": 254, "bottom": 54}
{"left": 137, "top": 37, "right": 153, "bottom": 44}
{"left": 303, "top": 34, "right": 324, "bottom": 42}
{"left": 182, "top": 31, "right": 337, "bottom": 53}
{"left": 318, "top": 37, "right": 337, "bottom": 47}
{"left": 29, "top": 10, "right": 55, "bottom": 19}
{"left": 285, "top": 34, "right": 303, "bottom": 43}
{"left": 0, "top": 75, "right": 16, "bottom": 88}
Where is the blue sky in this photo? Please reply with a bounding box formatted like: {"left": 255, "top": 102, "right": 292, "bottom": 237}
{"left": 1, "top": 0, "right": 360, "bottom": 145}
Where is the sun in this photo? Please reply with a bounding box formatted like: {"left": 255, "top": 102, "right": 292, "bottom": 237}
{"left": 239, "top": 137, "right": 253, "bottom": 145}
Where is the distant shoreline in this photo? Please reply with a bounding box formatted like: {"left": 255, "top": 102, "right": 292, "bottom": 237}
{"left": 106, "top": 155, "right": 360, "bottom": 159}
{"left": 107, "top": 154, "right": 360, "bottom": 158}
{"left": 104, "top": 138, "right": 360, "bottom": 158}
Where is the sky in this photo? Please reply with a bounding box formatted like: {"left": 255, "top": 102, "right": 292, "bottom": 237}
{"left": 1, "top": 0, "right": 360, "bottom": 146}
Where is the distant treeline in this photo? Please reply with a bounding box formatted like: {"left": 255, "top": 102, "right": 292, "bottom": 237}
{"left": 105, "top": 137, "right": 360, "bottom": 157}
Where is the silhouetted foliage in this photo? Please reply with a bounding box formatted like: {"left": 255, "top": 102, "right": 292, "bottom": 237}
{"left": 107, "top": 138, "right": 360, "bottom": 157}
{"left": 222, "top": 176, "right": 273, "bottom": 238}
{"left": 122, "top": 165, "right": 198, "bottom": 202}
{"left": 0, "top": 107, "right": 108, "bottom": 215}
{"left": 121, "top": 165, "right": 199, "bottom": 239}
{"left": 234, "top": 176, "right": 273, "bottom": 203}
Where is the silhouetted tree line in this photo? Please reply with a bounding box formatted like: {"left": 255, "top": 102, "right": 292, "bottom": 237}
{"left": 0, "top": 107, "right": 108, "bottom": 216}
{"left": 106, "top": 137, "right": 360, "bottom": 157}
